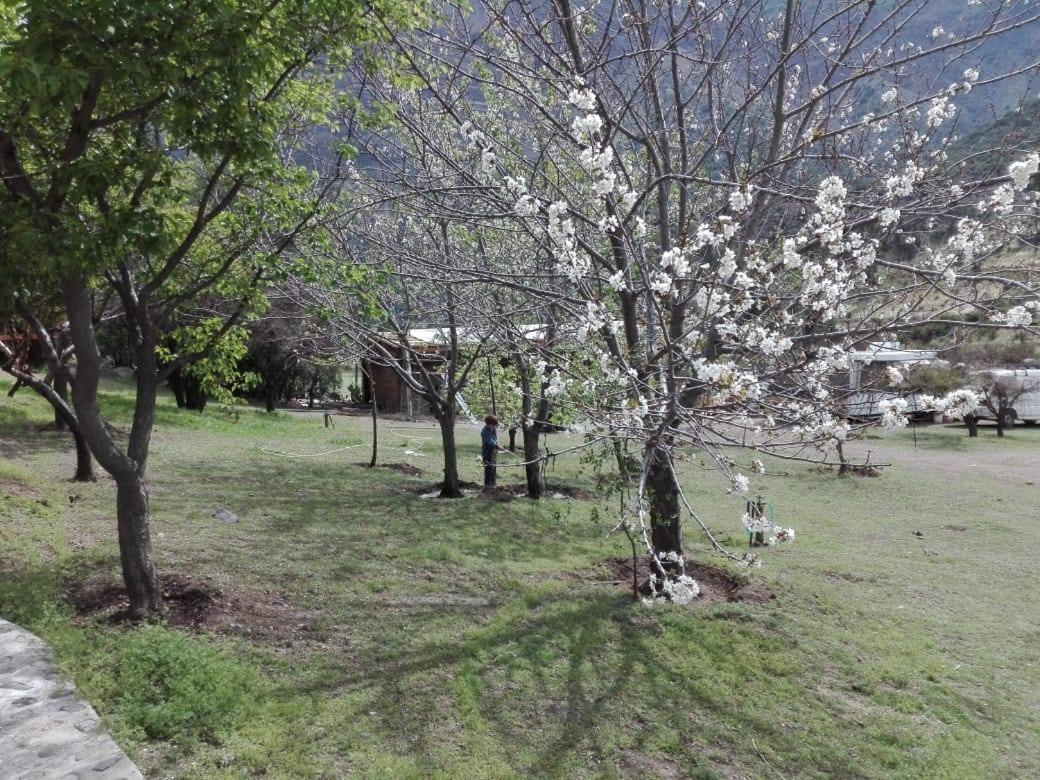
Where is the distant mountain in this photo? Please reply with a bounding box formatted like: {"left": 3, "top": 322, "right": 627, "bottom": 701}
{"left": 949, "top": 99, "right": 1040, "bottom": 180}
{"left": 303, "top": 1, "right": 1040, "bottom": 169}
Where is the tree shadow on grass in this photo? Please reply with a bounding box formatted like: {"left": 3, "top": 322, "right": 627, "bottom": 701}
{"left": 315, "top": 588, "right": 811, "bottom": 777}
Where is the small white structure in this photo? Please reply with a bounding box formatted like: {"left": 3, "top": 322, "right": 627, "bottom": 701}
{"left": 841, "top": 342, "right": 939, "bottom": 419}
{"left": 970, "top": 368, "right": 1040, "bottom": 425}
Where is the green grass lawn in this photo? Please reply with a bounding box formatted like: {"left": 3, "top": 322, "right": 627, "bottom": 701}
{"left": 1, "top": 375, "right": 1039, "bottom": 778}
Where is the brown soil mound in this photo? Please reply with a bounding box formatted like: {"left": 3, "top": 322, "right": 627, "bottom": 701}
{"left": 476, "top": 486, "right": 517, "bottom": 502}
{"left": 68, "top": 573, "right": 313, "bottom": 642}
{"left": 413, "top": 480, "right": 480, "bottom": 495}
{"left": 598, "top": 555, "right": 774, "bottom": 606}
{"left": 354, "top": 461, "right": 426, "bottom": 476}
{"left": 380, "top": 462, "right": 425, "bottom": 476}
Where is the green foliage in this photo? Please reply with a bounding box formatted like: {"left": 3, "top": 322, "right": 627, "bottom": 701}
{"left": 459, "top": 352, "right": 523, "bottom": 424}
{"left": 903, "top": 362, "right": 968, "bottom": 395}
{"left": 158, "top": 320, "right": 258, "bottom": 405}
{"left": 0, "top": 0, "right": 423, "bottom": 400}
{"left": 105, "top": 626, "right": 260, "bottom": 742}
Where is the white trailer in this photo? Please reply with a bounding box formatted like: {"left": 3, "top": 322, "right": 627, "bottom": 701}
{"left": 840, "top": 342, "right": 939, "bottom": 420}
{"left": 970, "top": 368, "right": 1040, "bottom": 425}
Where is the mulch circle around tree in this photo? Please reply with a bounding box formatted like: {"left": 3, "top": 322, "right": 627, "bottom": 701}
{"left": 412, "top": 480, "right": 596, "bottom": 500}
{"left": 478, "top": 483, "right": 598, "bottom": 501}
{"left": 412, "top": 480, "right": 481, "bottom": 495}
{"left": 596, "top": 555, "right": 775, "bottom": 606}
{"left": 354, "top": 461, "right": 426, "bottom": 476}
{"left": 66, "top": 573, "right": 314, "bottom": 642}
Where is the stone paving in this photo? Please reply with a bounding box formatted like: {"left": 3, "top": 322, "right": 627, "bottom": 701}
{"left": 0, "top": 618, "right": 142, "bottom": 780}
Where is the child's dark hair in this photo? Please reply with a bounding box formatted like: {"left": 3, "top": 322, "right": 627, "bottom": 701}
{"left": 485, "top": 415, "right": 498, "bottom": 425}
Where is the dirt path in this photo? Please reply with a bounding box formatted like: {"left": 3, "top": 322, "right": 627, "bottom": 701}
{"left": 845, "top": 426, "right": 1040, "bottom": 486}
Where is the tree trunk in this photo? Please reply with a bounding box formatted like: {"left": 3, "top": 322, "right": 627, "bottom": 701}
{"left": 438, "top": 407, "right": 462, "bottom": 498}
{"left": 46, "top": 384, "right": 94, "bottom": 482}
{"left": 168, "top": 369, "right": 187, "bottom": 408}
{"left": 62, "top": 272, "right": 163, "bottom": 618}
{"left": 965, "top": 414, "right": 978, "bottom": 437}
{"left": 508, "top": 426, "right": 517, "bottom": 452}
{"left": 116, "top": 474, "right": 162, "bottom": 618}
{"left": 522, "top": 423, "right": 543, "bottom": 499}
{"left": 369, "top": 376, "right": 378, "bottom": 468}
{"left": 265, "top": 385, "right": 276, "bottom": 412}
{"left": 72, "top": 427, "right": 95, "bottom": 482}
{"left": 647, "top": 447, "right": 682, "bottom": 577}
{"left": 1, "top": 342, "right": 93, "bottom": 482}
{"left": 170, "top": 368, "right": 207, "bottom": 411}
{"left": 182, "top": 374, "right": 207, "bottom": 412}
{"left": 53, "top": 373, "right": 69, "bottom": 431}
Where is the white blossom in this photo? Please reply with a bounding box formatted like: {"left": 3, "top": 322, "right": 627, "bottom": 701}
{"left": 568, "top": 87, "right": 597, "bottom": 111}
{"left": 879, "top": 398, "right": 909, "bottom": 430}
{"left": 781, "top": 238, "right": 802, "bottom": 268}
{"left": 879, "top": 207, "right": 900, "bottom": 228}
{"left": 572, "top": 113, "right": 604, "bottom": 140}
{"left": 1008, "top": 153, "right": 1039, "bottom": 191}
{"left": 731, "top": 473, "right": 751, "bottom": 495}
{"left": 926, "top": 97, "right": 955, "bottom": 128}
{"left": 729, "top": 186, "right": 752, "bottom": 212}
{"left": 991, "top": 305, "right": 1033, "bottom": 327}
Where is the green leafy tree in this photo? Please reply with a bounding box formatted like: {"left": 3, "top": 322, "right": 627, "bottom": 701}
{"left": 0, "top": 0, "right": 418, "bottom": 616}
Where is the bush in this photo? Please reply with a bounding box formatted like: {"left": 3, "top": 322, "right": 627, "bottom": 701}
{"left": 903, "top": 362, "right": 968, "bottom": 395}
{"left": 108, "top": 626, "right": 259, "bottom": 742}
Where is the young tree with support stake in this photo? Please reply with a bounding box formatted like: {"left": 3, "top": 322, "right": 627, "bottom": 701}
{"left": 0, "top": 0, "right": 418, "bottom": 617}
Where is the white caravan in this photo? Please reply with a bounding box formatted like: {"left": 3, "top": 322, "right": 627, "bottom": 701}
{"left": 971, "top": 368, "right": 1040, "bottom": 425}
{"left": 840, "top": 342, "right": 939, "bottom": 420}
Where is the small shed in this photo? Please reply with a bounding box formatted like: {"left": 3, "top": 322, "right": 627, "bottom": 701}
{"left": 360, "top": 325, "right": 548, "bottom": 415}
{"left": 361, "top": 329, "right": 456, "bottom": 414}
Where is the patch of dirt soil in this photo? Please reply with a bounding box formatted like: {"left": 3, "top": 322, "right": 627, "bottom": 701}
{"left": 824, "top": 570, "right": 882, "bottom": 584}
{"left": 476, "top": 486, "right": 518, "bottom": 502}
{"left": 596, "top": 555, "right": 774, "bottom": 606}
{"left": 0, "top": 477, "right": 38, "bottom": 498}
{"left": 68, "top": 573, "right": 313, "bottom": 642}
{"left": 354, "top": 461, "right": 425, "bottom": 476}
{"left": 813, "top": 464, "right": 882, "bottom": 477}
{"left": 412, "top": 480, "right": 480, "bottom": 495}
{"left": 617, "top": 750, "right": 683, "bottom": 780}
